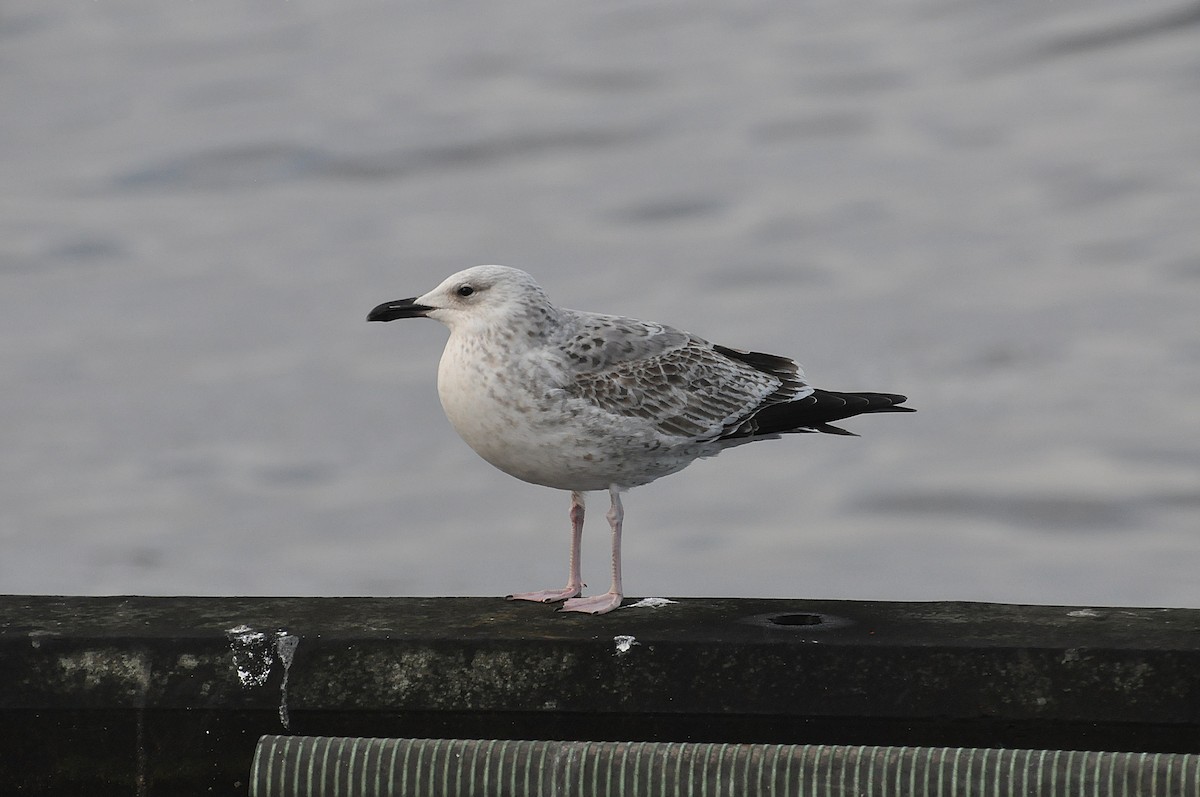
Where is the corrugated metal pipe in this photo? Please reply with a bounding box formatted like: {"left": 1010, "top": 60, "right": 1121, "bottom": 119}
{"left": 251, "top": 736, "right": 1198, "bottom": 796}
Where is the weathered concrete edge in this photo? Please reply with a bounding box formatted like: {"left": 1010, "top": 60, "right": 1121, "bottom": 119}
{"left": 1, "top": 595, "right": 1198, "bottom": 728}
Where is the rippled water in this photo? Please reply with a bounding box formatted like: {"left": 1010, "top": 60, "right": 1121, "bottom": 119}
{"left": 2, "top": 0, "right": 1198, "bottom": 606}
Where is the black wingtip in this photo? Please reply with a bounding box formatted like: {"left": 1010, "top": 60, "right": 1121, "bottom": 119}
{"left": 845, "top": 392, "right": 914, "bottom": 413}
{"left": 814, "top": 423, "right": 859, "bottom": 436}
{"left": 721, "top": 389, "right": 914, "bottom": 440}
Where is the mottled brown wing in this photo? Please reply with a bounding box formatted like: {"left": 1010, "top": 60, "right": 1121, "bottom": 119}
{"left": 558, "top": 313, "right": 811, "bottom": 440}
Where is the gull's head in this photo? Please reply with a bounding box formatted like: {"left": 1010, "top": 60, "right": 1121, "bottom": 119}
{"left": 367, "top": 265, "right": 552, "bottom": 332}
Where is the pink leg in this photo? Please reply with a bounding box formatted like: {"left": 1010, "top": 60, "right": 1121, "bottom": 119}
{"left": 507, "top": 491, "right": 585, "bottom": 604}
{"left": 561, "top": 488, "right": 624, "bottom": 615}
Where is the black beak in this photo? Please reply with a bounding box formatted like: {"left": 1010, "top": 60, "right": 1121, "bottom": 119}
{"left": 367, "top": 298, "right": 433, "bottom": 322}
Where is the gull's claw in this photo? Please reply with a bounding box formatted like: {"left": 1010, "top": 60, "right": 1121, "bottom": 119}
{"left": 559, "top": 592, "right": 624, "bottom": 615}
{"left": 507, "top": 586, "right": 582, "bottom": 604}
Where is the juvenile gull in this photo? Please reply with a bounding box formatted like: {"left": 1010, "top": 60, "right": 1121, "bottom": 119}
{"left": 368, "top": 265, "right": 913, "bottom": 615}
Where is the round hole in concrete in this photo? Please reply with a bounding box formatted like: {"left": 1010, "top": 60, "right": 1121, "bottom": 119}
{"left": 741, "top": 611, "right": 852, "bottom": 631}
{"left": 768, "top": 613, "right": 824, "bottom": 627}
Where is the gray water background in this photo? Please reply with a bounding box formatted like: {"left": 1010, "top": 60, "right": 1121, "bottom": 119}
{"left": 3, "top": 1, "right": 1198, "bottom": 606}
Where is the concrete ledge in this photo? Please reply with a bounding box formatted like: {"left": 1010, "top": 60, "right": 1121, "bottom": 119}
{"left": 2, "top": 595, "right": 1198, "bottom": 794}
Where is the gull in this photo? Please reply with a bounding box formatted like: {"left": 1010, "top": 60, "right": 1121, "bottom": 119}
{"left": 368, "top": 265, "right": 913, "bottom": 615}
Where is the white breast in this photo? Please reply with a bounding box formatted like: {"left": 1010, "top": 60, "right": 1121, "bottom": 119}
{"left": 435, "top": 329, "right": 697, "bottom": 491}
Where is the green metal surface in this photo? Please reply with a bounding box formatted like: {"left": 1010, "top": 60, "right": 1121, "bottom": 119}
{"left": 251, "top": 736, "right": 1200, "bottom": 796}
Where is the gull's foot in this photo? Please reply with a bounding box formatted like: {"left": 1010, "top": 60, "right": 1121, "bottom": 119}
{"left": 507, "top": 586, "right": 582, "bottom": 604}
{"left": 559, "top": 592, "right": 624, "bottom": 615}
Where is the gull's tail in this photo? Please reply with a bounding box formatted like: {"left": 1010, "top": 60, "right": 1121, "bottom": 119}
{"left": 731, "top": 390, "right": 914, "bottom": 439}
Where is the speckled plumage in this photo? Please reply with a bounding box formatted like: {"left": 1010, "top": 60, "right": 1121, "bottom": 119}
{"left": 368, "top": 265, "right": 913, "bottom": 614}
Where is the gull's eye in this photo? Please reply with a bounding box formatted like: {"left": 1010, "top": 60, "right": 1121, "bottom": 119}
{"left": 456, "top": 285, "right": 475, "bottom": 297}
